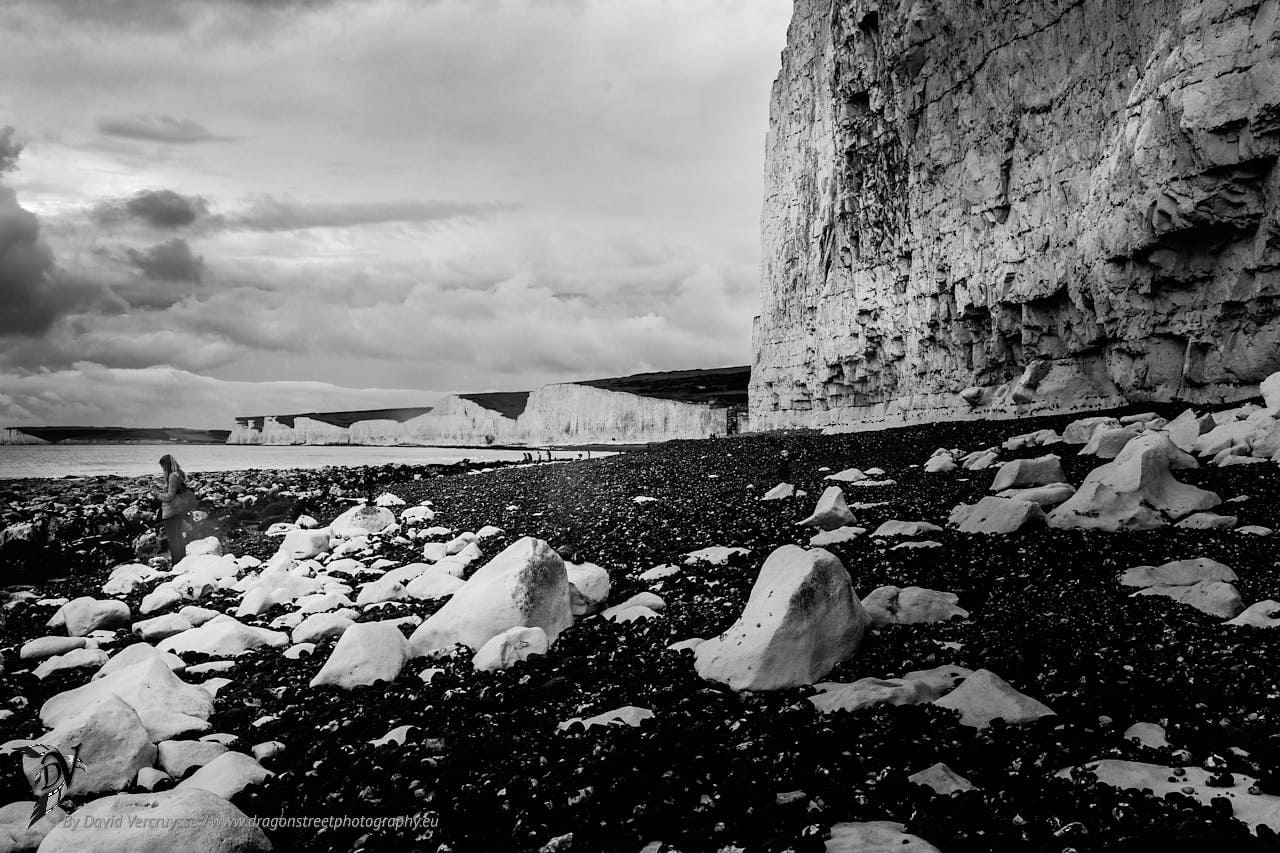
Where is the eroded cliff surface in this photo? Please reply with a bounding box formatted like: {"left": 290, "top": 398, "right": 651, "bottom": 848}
{"left": 751, "top": 0, "right": 1280, "bottom": 431}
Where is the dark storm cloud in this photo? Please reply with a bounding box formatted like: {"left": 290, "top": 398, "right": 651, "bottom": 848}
{"left": 228, "top": 197, "right": 514, "bottom": 232}
{"left": 127, "top": 237, "right": 204, "bottom": 283}
{"left": 97, "top": 114, "right": 234, "bottom": 145}
{"left": 0, "top": 127, "right": 101, "bottom": 336}
{"left": 93, "top": 188, "right": 210, "bottom": 229}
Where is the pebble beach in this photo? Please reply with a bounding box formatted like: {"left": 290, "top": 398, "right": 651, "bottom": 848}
{"left": 4, "top": 403, "right": 1280, "bottom": 852}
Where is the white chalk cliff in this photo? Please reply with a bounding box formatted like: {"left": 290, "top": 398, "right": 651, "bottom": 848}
{"left": 229, "top": 370, "right": 746, "bottom": 447}
{"left": 751, "top": 0, "right": 1280, "bottom": 431}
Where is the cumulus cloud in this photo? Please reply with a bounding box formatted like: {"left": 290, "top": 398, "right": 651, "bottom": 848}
{"left": 96, "top": 114, "right": 234, "bottom": 145}
{"left": 93, "top": 188, "right": 210, "bottom": 229}
{"left": 126, "top": 237, "right": 204, "bottom": 282}
{"left": 227, "top": 197, "right": 514, "bottom": 232}
{"left": 0, "top": 127, "right": 103, "bottom": 336}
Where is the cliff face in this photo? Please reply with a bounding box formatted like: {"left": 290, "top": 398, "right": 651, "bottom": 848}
{"left": 228, "top": 383, "right": 738, "bottom": 446}
{"left": 751, "top": 0, "right": 1280, "bottom": 431}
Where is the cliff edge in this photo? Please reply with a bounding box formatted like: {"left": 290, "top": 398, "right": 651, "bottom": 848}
{"left": 751, "top": 0, "right": 1280, "bottom": 431}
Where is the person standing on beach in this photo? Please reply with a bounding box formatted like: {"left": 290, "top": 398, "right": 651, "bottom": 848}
{"left": 154, "top": 454, "right": 193, "bottom": 564}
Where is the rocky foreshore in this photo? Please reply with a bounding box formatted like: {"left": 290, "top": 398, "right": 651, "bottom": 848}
{"left": 4, "top": 399, "right": 1280, "bottom": 852}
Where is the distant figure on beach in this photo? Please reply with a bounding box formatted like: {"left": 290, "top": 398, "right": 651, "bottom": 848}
{"left": 154, "top": 454, "right": 195, "bottom": 563}
{"left": 777, "top": 449, "right": 792, "bottom": 483}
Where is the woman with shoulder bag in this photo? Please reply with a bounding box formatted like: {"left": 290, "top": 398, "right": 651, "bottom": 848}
{"left": 154, "top": 454, "right": 198, "bottom": 564}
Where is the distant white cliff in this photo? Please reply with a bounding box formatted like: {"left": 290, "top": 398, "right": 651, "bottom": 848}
{"left": 228, "top": 369, "right": 748, "bottom": 447}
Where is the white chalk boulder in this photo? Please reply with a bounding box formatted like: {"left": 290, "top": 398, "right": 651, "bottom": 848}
{"left": 861, "top": 586, "right": 968, "bottom": 627}
{"left": 330, "top": 504, "right": 395, "bottom": 537}
{"left": 1048, "top": 433, "right": 1220, "bottom": 531}
{"left": 472, "top": 626, "right": 549, "bottom": 672}
{"left": 310, "top": 620, "right": 409, "bottom": 689}
{"left": 933, "top": 669, "right": 1054, "bottom": 728}
{"left": 694, "top": 545, "right": 869, "bottom": 691}
{"left": 409, "top": 537, "right": 573, "bottom": 657}
{"left": 158, "top": 615, "right": 289, "bottom": 657}
{"left": 47, "top": 597, "right": 130, "bottom": 637}
{"left": 796, "top": 486, "right": 855, "bottom": 531}
{"left": 989, "top": 455, "right": 1065, "bottom": 491}
{"left": 3, "top": 695, "right": 155, "bottom": 796}
{"left": 177, "top": 751, "right": 272, "bottom": 799}
{"left": 565, "top": 562, "right": 611, "bottom": 616}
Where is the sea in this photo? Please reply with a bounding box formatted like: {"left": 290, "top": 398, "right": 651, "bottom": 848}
{"left": 0, "top": 443, "right": 592, "bottom": 480}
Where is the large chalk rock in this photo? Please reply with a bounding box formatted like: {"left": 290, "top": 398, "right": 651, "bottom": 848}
{"left": 810, "top": 665, "right": 972, "bottom": 715}
{"left": 41, "top": 657, "right": 213, "bottom": 742}
{"left": 565, "top": 562, "right": 611, "bottom": 616}
{"left": 1058, "top": 760, "right": 1280, "bottom": 834}
{"left": 1165, "top": 409, "right": 1218, "bottom": 453}
{"left": 2, "top": 695, "right": 155, "bottom": 796}
{"left": 310, "top": 621, "right": 409, "bottom": 689}
{"left": 694, "top": 545, "right": 869, "bottom": 691}
{"left": 36, "top": 788, "right": 272, "bottom": 853}
{"left": 949, "top": 496, "right": 1045, "bottom": 534}
{"left": 95, "top": 643, "right": 185, "bottom": 680}
{"left": 330, "top": 504, "right": 395, "bottom": 537}
{"left": 1079, "top": 426, "right": 1139, "bottom": 458}
{"left": 1048, "top": 433, "right": 1220, "bottom": 531}
{"left": 824, "top": 821, "right": 941, "bottom": 853}
{"left": 796, "top": 486, "right": 855, "bottom": 530}
{"left": 158, "top": 739, "right": 229, "bottom": 778}
{"left": 47, "top": 597, "right": 130, "bottom": 637}
{"left": 1062, "top": 417, "right": 1119, "bottom": 445}
{"left": 177, "top": 751, "right": 272, "bottom": 799}
{"left": 989, "top": 455, "right": 1065, "bottom": 491}
{"left": 19, "top": 636, "right": 86, "bottom": 662}
{"left": 280, "top": 529, "right": 330, "bottom": 560}
{"left": 291, "top": 611, "right": 355, "bottom": 645}
{"left": 409, "top": 537, "right": 573, "bottom": 657}
{"left": 0, "top": 800, "right": 65, "bottom": 853}
{"left": 933, "top": 669, "right": 1054, "bottom": 729}
{"left": 158, "top": 615, "right": 289, "bottom": 657}
{"left": 472, "top": 626, "right": 549, "bottom": 672}
{"left": 861, "top": 586, "right": 968, "bottom": 627}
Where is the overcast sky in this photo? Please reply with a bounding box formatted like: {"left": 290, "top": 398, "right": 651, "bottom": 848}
{"left": 0, "top": 0, "right": 791, "bottom": 428}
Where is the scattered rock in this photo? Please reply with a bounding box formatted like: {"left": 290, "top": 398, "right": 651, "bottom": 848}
{"left": 409, "top": 537, "right": 573, "bottom": 656}
{"left": 796, "top": 486, "right": 855, "bottom": 530}
{"left": 1048, "top": 433, "right": 1220, "bottom": 531}
{"left": 861, "top": 586, "right": 968, "bottom": 627}
{"left": 310, "top": 620, "right": 410, "bottom": 689}
{"left": 823, "top": 821, "right": 941, "bottom": 852}
{"left": 907, "top": 762, "right": 975, "bottom": 795}
{"left": 1228, "top": 600, "right": 1280, "bottom": 629}
{"left": 1123, "top": 722, "right": 1169, "bottom": 749}
{"left": 177, "top": 752, "right": 273, "bottom": 800}
{"left": 870, "top": 520, "right": 943, "bottom": 538}
{"left": 932, "top": 669, "right": 1054, "bottom": 728}
{"left": 47, "top": 597, "right": 130, "bottom": 637}
{"left": 158, "top": 615, "right": 289, "bottom": 657}
{"left": 472, "top": 626, "right": 549, "bottom": 671}
{"left": 989, "top": 454, "right": 1065, "bottom": 491}
{"left": 158, "top": 739, "right": 229, "bottom": 778}
{"left": 558, "top": 706, "right": 654, "bottom": 731}
{"left": 949, "top": 496, "right": 1045, "bottom": 534}
{"left": 694, "top": 545, "right": 869, "bottom": 691}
